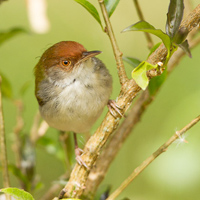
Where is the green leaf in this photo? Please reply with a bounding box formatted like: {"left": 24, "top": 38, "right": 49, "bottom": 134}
{"left": 166, "top": 0, "right": 184, "bottom": 39}
{"left": 104, "top": 0, "right": 120, "bottom": 17}
{"left": 74, "top": 0, "right": 103, "bottom": 29}
{"left": 123, "top": 56, "right": 141, "bottom": 69}
{"left": 131, "top": 61, "right": 157, "bottom": 90}
{"left": 0, "top": 28, "right": 26, "bottom": 46}
{"left": 59, "top": 198, "right": 81, "bottom": 200}
{"left": 0, "top": 71, "right": 13, "bottom": 99}
{"left": 0, "top": 188, "right": 34, "bottom": 200}
{"left": 148, "top": 69, "right": 167, "bottom": 96}
{"left": 61, "top": 199, "right": 81, "bottom": 200}
{"left": 178, "top": 39, "right": 192, "bottom": 58}
{"left": 122, "top": 21, "right": 171, "bottom": 54}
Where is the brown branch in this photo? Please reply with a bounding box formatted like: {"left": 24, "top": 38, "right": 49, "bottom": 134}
{"left": 83, "top": 17, "right": 200, "bottom": 200}
{"left": 133, "top": 0, "right": 154, "bottom": 49}
{"left": 59, "top": 4, "right": 200, "bottom": 199}
{"left": 82, "top": 90, "right": 152, "bottom": 199}
{"left": 0, "top": 76, "right": 11, "bottom": 200}
{"left": 99, "top": 0, "right": 128, "bottom": 85}
{"left": 107, "top": 115, "right": 200, "bottom": 200}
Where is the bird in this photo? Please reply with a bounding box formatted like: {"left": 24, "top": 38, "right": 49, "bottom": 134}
{"left": 34, "top": 41, "right": 119, "bottom": 168}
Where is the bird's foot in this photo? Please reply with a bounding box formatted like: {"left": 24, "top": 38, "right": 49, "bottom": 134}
{"left": 107, "top": 99, "right": 124, "bottom": 118}
{"left": 75, "top": 147, "right": 89, "bottom": 169}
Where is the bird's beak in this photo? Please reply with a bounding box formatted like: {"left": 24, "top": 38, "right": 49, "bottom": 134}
{"left": 80, "top": 50, "right": 102, "bottom": 63}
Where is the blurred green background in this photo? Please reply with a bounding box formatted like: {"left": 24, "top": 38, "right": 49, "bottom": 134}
{"left": 1, "top": 0, "right": 200, "bottom": 199}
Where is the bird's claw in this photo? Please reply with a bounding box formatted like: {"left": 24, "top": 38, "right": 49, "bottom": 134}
{"left": 75, "top": 147, "right": 89, "bottom": 169}
{"left": 107, "top": 99, "right": 124, "bottom": 118}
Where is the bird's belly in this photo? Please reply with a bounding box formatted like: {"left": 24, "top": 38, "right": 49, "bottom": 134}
{"left": 39, "top": 82, "right": 110, "bottom": 133}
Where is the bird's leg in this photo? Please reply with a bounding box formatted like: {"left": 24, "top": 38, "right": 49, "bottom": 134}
{"left": 73, "top": 132, "right": 88, "bottom": 169}
{"left": 107, "top": 99, "right": 124, "bottom": 118}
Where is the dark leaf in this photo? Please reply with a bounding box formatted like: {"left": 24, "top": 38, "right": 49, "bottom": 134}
{"left": 123, "top": 56, "right": 141, "bottom": 68}
{"left": 0, "top": 28, "right": 26, "bottom": 46}
{"left": 104, "top": 0, "right": 120, "bottom": 17}
{"left": 122, "top": 21, "right": 171, "bottom": 54}
{"left": 166, "top": 0, "right": 184, "bottom": 39}
{"left": 148, "top": 69, "right": 167, "bottom": 96}
{"left": 74, "top": 0, "right": 103, "bottom": 29}
{"left": 0, "top": 71, "right": 13, "bottom": 99}
{"left": 178, "top": 39, "right": 192, "bottom": 58}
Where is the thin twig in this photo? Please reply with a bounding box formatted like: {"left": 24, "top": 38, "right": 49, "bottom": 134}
{"left": 107, "top": 115, "right": 200, "bottom": 200}
{"left": 0, "top": 76, "right": 11, "bottom": 200}
{"left": 98, "top": 0, "right": 128, "bottom": 85}
{"left": 133, "top": 0, "right": 154, "bottom": 49}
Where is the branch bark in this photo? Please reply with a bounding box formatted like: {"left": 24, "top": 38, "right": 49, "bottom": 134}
{"left": 60, "top": 4, "right": 200, "bottom": 199}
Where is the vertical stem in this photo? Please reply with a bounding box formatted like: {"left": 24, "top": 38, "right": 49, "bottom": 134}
{"left": 13, "top": 100, "right": 24, "bottom": 169}
{"left": 0, "top": 76, "right": 11, "bottom": 200}
{"left": 133, "top": 0, "right": 154, "bottom": 49}
{"left": 98, "top": 0, "right": 128, "bottom": 85}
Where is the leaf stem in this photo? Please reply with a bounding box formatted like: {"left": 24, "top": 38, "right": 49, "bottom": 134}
{"left": 133, "top": 0, "right": 154, "bottom": 49}
{"left": 107, "top": 115, "right": 200, "bottom": 200}
{"left": 98, "top": 0, "right": 128, "bottom": 85}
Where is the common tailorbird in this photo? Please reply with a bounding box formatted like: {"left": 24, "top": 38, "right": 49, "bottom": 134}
{"left": 34, "top": 41, "right": 120, "bottom": 168}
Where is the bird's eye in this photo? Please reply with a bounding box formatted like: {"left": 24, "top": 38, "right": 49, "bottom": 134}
{"left": 62, "top": 60, "right": 71, "bottom": 67}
